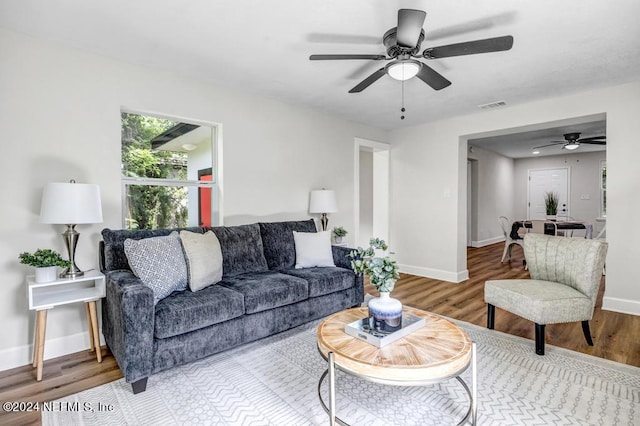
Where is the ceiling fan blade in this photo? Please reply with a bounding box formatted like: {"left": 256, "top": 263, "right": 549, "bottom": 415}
{"left": 310, "top": 54, "right": 386, "bottom": 60}
{"left": 349, "top": 68, "right": 387, "bottom": 93}
{"left": 581, "top": 140, "right": 607, "bottom": 145}
{"left": 533, "top": 142, "right": 564, "bottom": 149}
{"left": 579, "top": 136, "right": 606, "bottom": 142}
{"left": 423, "top": 35, "right": 514, "bottom": 59}
{"left": 415, "top": 63, "right": 451, "bottom": 90}
{"left": 397, "top": 9, "right": 426, "bottom": 48}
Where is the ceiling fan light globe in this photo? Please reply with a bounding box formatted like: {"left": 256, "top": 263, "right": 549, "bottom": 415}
{"left": 386, "top": 61, "right": 421, "bottom": 81}
{"left": 564, "top": 142, "right": 580, "bottom": 150}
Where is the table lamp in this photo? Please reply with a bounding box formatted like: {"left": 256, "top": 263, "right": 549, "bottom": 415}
{"left": 309, "top": 189, "right": 337, "bottom": 231}
{"left": 40, "top": 180, "right": 103, "bottom": 278}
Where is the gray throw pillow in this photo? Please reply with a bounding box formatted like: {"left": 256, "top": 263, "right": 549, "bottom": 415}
{"left": 180, "top": 230, "right": 223, "bottom": 292}
{"left": 124, "top": 232, "right": 188, "bottom": 304}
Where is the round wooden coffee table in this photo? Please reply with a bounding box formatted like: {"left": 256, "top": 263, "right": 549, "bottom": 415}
{"left": 317, "top": 306, "right": 477, "bottom": 425}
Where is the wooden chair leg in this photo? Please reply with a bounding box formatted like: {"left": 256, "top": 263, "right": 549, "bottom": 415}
{"left": 487, "top": 304, "right": 495, "bottom": 329}
{"left": 535, "top": 323, "right": 545, "bottom": 355}
{"left": 581, "top": 320, "right": 594, "bottom": 346}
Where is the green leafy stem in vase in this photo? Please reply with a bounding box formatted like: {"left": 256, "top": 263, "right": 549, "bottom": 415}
{"left": 18, "top": 249, "right": 71, "bottom": 268}
{"left": 348, "top": 238, "right": 399, "bottom": 293}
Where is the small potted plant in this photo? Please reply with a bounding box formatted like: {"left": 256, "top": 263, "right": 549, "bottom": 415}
{"left": 19, "top": 249, "right": 71, "bottom": 283}
{"left": 332, "top": 226, "right": 348, "bottom": 244}
{"left": 349, "top": 238, "right": 401, "bottom": 332}
{"left": 544, "top": 191, "right": 559, "bottom": 220}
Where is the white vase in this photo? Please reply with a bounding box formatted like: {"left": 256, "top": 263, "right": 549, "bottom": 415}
{"left": 368, "top": 291, "right": 403, "bottom": 333}
{"left": 35, "top": 266, "right": 58, "bottom": 283}
{"left": 334, "top": 236, "right": 343, "bottom": 244}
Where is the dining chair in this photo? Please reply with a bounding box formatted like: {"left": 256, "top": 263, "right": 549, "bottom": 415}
{"left": 485, "top": 233, "right": 608, "bottom": 355}
{"left": 498, "top": 216, "right": 524, "bottom": 263}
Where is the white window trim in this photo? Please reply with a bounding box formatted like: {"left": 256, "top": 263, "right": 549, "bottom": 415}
{"left": 120, "top": 109, "right": 222, "bottom": 228}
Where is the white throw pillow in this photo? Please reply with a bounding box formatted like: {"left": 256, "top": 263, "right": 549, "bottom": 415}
{"left": 180, "top": 230, "right": 223, "bottom": 292}
{"left": 124, "top": 232, "right": 188, "bottom": 304}
{"left": 293, "top": 230, "right": 335, "bottom": 268}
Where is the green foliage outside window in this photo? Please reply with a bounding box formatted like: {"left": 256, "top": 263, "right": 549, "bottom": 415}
{"left": 121, "top": 113, "right": 189, "bottom": 229}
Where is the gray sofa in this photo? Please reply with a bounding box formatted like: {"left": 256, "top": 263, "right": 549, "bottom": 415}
{"left": 99, "top": 219, "right": 363, "bottom": 393}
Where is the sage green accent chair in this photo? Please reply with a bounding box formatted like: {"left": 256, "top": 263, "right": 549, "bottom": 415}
{"left": 485, "top": 233, "right": 608, "bottom": 355}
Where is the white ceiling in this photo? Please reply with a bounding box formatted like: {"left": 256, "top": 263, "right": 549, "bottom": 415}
{"left": 1, "top": 0, "right": 639, "bottom": 132}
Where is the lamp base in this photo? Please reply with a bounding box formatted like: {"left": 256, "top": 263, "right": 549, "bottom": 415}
{"left": 61, "top": 224, "right": 84, "bottom": 279}
{"left": 320, "top": 213, "right": 329, "bottom": 231}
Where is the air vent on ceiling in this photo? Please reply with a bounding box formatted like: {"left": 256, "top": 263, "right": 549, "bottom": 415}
{"left": 478, "top": 100, "right": 507, "bottom": 109}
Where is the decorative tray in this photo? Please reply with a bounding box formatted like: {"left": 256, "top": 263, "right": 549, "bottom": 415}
{"left": 344, "top": 312, "right": 426, "bottom": 348}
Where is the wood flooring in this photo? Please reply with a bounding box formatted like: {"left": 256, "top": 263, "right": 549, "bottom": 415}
{"left": 1, "top": 241, "right": 638, "bottom": 425}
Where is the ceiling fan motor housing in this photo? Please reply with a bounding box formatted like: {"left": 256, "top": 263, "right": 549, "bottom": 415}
{"left": 383, "top": 27, "right": 425, "bottom": 57}
{"left": 564, "top": 133, "right": 581, "bottom": 141}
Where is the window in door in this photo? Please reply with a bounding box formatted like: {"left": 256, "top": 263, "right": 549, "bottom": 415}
{"left": 121, "top": 112, "right": 219, "bottom": 229}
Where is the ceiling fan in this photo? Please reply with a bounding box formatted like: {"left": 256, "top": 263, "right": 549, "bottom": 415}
{"left": 533, "top": 133, "right": 607, "bottom": 151}
{"left": 309, "top": 9, "right": 514, "bottom": 93}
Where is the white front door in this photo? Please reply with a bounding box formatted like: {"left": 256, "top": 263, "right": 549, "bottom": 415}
{"left": 528, "top": 168, "right": 570, "bottom": 219}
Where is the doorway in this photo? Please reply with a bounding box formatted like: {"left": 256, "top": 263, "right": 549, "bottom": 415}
{"left": 354, "top": 138, "right": 390, "bottom": 247}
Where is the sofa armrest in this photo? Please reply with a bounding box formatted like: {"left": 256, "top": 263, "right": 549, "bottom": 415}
{"left": 332, "top": 245, "right": 356, "bottom": 270}
{"left": 332, "top": 245, "right": 364, "bottom": 305}
{"left": 101, "top": 270, "right": 155, "bottom": 384}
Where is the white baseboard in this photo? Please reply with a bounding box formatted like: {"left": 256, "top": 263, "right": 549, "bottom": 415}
{"left": 602, "top": 296, "right": 640, "bottom": 316}
{"left": 470, "top": 236, "right": 504, "bottom": 248}
{"left": 0, "top": 331, "right": 105, "bottom": 372}
{"left": 399, "top": 264, "right": 469, "bottom": 283}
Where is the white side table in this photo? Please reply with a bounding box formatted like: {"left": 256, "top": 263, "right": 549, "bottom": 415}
{"left": 27, "top": 270, "right": 106, "bottom": 381}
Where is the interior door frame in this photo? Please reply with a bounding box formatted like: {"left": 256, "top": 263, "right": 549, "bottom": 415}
{"left": 354, "top": 137, "right": 390, "bottom": 247}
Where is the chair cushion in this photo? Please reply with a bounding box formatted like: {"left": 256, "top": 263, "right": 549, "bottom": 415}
{"left": 219, "top": 271, "right": 308, "bottom": 314}
{"left": 259, "top": 219, "right": 317, "bottom": 270}
{"left": 281, "top": 267, "right": 355, "bottom": 297}
{"left": 485, "top": 279, "right": 593, "bottom": 324}
{"left": 154, "top": 285, "right": 245, "bottom": 339}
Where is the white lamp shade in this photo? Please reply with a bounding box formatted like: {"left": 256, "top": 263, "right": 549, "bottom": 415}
{"left": 40, "top": 182, "right": 103, "bottom": 224}
{"left": 309, "top": 189, "right": 337, "bottom": 213}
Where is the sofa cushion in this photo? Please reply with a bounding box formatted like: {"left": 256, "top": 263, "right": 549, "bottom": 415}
{"left": 154, "top": 285, "right": 245, "bottom": 339}
{"left": 102, "top": 227, "right": 203, "bottom": 271}
{"left": 180, "top": 230, "right": 223, "bottom": 292}
{"left": 124, "top": 232, "right": 188, "bottom": 305}
{"left": 259, "top": 219, "right": 317, "bottom": 270}
{"left": 281, "top": 267, "right": 355, "bottom": 298}
{"left": 206, "top": 224, "right": 269, "bottom": 278}
{"left": 293, "top": 230, "right": 335, "bottom": 268}
{"left": 219, "top": 271, "right": 308, "bottom": 314}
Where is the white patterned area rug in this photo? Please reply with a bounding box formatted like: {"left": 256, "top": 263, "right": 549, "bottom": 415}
{"left": 43, "top": 318, "right": 639, "bottom": 426}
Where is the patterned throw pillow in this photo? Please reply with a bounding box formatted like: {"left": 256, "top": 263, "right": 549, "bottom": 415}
{"left": 180, "top": 230, "right": 223, "bottom": 292}
{"left": 124, "top": 232, "right": 188, "bottom": 304}
{"left": 293, "top": 230, "right": 335, "bottom": 268}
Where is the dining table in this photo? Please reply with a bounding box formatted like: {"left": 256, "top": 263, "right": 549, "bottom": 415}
{"left": 510, "top": 220, "right": 593, "bottom": 240}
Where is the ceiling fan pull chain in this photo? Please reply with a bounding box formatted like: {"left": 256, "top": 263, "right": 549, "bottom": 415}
{"left": 401, "top": 79, "right": 406, "bottom": 120}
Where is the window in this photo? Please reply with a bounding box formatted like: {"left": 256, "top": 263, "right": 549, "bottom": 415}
{"left": 121, "top": 112, "right": 219, "bottom": 229}
{"left": 600, "top": 160, "right": 606, "bottom": 217}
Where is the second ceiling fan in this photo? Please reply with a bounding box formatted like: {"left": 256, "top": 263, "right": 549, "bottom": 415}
{"left": 533, "top": 133, "right": 607, "bottom": 151}
{"left": 310, "top": 9, "right": 514, "bottom": 93}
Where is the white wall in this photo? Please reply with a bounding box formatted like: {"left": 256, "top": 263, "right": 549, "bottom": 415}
{"left": 0, "top": 29, "right": 387, "bottom": 370}
{"left": 358, "top": 149, "right": 373, "bottom": 246}
{"left": 389, "top": 81, "right": 640, "bottom": 317}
